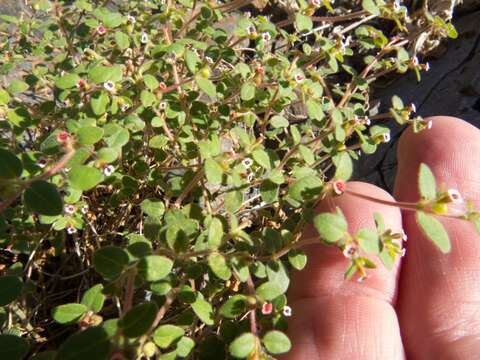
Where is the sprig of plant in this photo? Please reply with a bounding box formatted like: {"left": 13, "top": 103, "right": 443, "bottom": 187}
{"left": 0, "top": 0, "right": 468, "bottom": 359}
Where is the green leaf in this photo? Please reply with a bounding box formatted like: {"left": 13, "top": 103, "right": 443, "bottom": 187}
{"left": 204, "top": 158, "right": 223, "bottom": 185}
{"left": 295, "top": 13, "right": 312, "bottom": 32}
{"left": 313, "top": 210, "right": 348, "bottom": 243}
{"left": 208, "top": 217, "right": 224, "bottom": 248}
{"left": 0, "top": 88, "right": 10, "bottom": 105}
{"left": 195, "top": 78, "right": 216, "bottom": 98}
{"left": 91, "top": 91, "right": 109, "bottom": 116}
{"left": 52, "top": 303, "right": 88, "bottom": 324}
{"left": 418, "top": 163, "right": 437, "bottom": 200}
{"left": 56, "top": 327, "right": 111, "bottom": 360}
{"left": 379, "top": 249, "right": 395, "bottom": 270}
{"left": 24, "top": 180, "right": 63, "bottom": 216}
{"left": 0, "top": 148, "right": 23, "bottom": 179}
{"left": 332, "top": 152, "right": 353, "bottom": 180}
{"left": 81, "top": 284, "right": 105, "bottom": 313}
{"left": 7, "top": 80, "right": 29, "bottom": 94}
{"left": 298, "top": 145, "right": 315, "bottom": 165}
{"left": 69, "top": 166, "right": 104, "bottom": 191}
{"left": 137, "top": 255, "right": 173, "bottom": 282}
{"left": 77, "top": 126, "right": 104, "bottom": 145}
{"left": 240, "top": 82, "right": 255, "bottom": 101}
{"left": 252, "top": 149, "right": 272, "bottom": 170}
{"left": 0, "top": 335, "right": 30, "bottom": 360}
{"left": 362, "top": 0, "right": 380, "bottom": 15}
{"left": 263, "top": 330, "right": 291, "bottom": 355}
{"left": 0, "top": 276, "right": 22, "bottom": 306}
{"left": 93, "top": 246, "right": 129, "bottom": 280}
{"left": 356, "top": 228, "right": 380, "bottom": 255}
{"left": 288, "top": 249, "right": 307, "bottom": 270}
{"left": 225, "top": 190, "right": 243, "bottom": 213}
{"left": 185, "top": 49, "right": 201, "bottom": 73}
{"left": 208, "top": 253, "right": 231, "bottom": 280}
{"left": 229, "top": 333, "right": 256, "bottom": 359}
{"left": 153, "top": 325, "right": 185, "bottom": 349}
{"left": 114, "top": 31, "right": 130, "bottom": 50}
{"left": 416, "top": 211, "right": 451, "bottom": 253}
{"left": 55, "top": 73, "right": 81, "bottom": 89}
{"left": 176, "top": 336, "right": 195, "bottom": 357}
{"left": 260, "top": 180, "right": 279, "bottom": 204}
{"left": 143, "top": 74, "right": 159, "bottom": 91}
{"left": 220, "top": 295, "right": 247, "bottom": 319}
{"left": 191, "top": 296, "right": 215, "bottom": 325}
{"left": 140, "top": 90, "right": 156, "bottom": 107}
{"left": 141, "top": 199, "right": 165, "bottom": 218}
{"left": 256, "top": 281, "right": 283, "bottom": 301}
{"left": 121, "top": 302, "right": 158, "bottom": 338}
{"left": 88, "top": 65, "right": 123, "bottom": 84}
{"left": 391, "top": 95, "right": 404, "bottom": 110}
{"left": 288, "top": 176, "right": 323, "bottom": 202}
{"left": 270, "top": 115, "right": 289, "bottom": 128}
{"left": 305, "top": 99, "right": 324, "bottom": 121}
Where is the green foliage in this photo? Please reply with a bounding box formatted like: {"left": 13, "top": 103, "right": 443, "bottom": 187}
{"left": 0, "top": 1, "right": 466, "bottom": 358}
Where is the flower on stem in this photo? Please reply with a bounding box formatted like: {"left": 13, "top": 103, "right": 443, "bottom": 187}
{"left": 447, "top": 189, "right": 463, "bottom": 203}
{"left": 393, "top": 0, "right": 401, "bottom": 12}
{"left": 205, "top": 56, "right": 214, "bottom": 64}
{"left": 159, "top": 102, "right": 167, "bottom": 110}
{"left": 261, "top": 302, "right": 273, "bottom": 315}
{"left": 103, "top": 81, "right": 115, "bottom": 92}
{"left": 103, "top": 165, "right": 115, "bottom": 177}
{"left": 64, "top": 204, "right": 75, "bottom": 215}
{"left": 294, "top": 74, "right": 305, "bottom": 84}
{"left": 121, "top": 104, "right": 130, "bottom": 112}
{"left": 427, "top": 120, "right": 433, "bottom": 129}
{"left": 81, "top": 204, "right": 89, "bottom": 214}
{"left": 424, "top": 62, "right": 431, "bottom": 72}
{"left": 67, "top": 226, "right": 77, "bottom": 235}
{"left": 36, "top": 157, "right": 48, "bottom": 168}
{"left": 246, "top": 25, "right": 257, "bottom": 36}
{"left": 140, "top": 32, "right": 149, "bottom": 44}
{"left": 159, "top": 82, "right": 167, "bottom": 91}
{"left": 311, "top": 0, "right": 322, "bottom": 7}
{"left": 342, "top": 243, "right": 359, "bottom": 259}
{"left": 412, "top": 56, "right": 419, "bottom": 66}
{"left": 127, "top": 15, "right": 136, "bottom": 24}
{"left": 282, "top": 305, "right": 292, "bottom": 317}
{"left": 76, "top": 79, "right": 87, "bottom": 89}
{"left": 96, "top": 24, "right": 107, "bottom": 35}
{"left": 261, "top": 32, "right": 271, "bottom": 41}
{"left": 409, "top": 103, "right": 416, "bottom": 113}
{"left": 381, "top": 133, "right": 391, "bottom": 143}
{"left": 332, "top": 179, "right": 346, "bottom": 195}
{"left": 56, "top": 131, "right": 70, "bottom": 143}
{"left": 242, "top": 158, "right": 253, "bottom": 168}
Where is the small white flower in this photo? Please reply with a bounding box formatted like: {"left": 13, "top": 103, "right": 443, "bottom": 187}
{"left": 81, "top": 204, "right": 89, "bottom": 214}
{"left": 447, "top": 189, "right": 463, "bottom": 203}
{"left": 37, "top": 157, "right": 48, "bottom": 168}
{"left": 282, "top": 306, "right": 292, "bottom": 317}
{"left": 381, "top": 133, "right": 391, "bottom": 143}
{"left": 121, "top": 104, "right": 130, "bottom": 112}
{"left": 67, "top": 226, "right": 77, "bottom": 234}
{"left": 332, "top": 179, "right": 346, "bottom": 195}
{"left": 400, "top": 248, "right": 407, "bottom": 257}
{"left": 410, "top": 103, "right": 416, "bottom": 113}
{"left": 393, "top": 0, "right": 401, "bottom": 12}
{"left": 103, "top": 81, "right": 115, "bottom": 92}
{"left": 427, "top": 120, "right": 433, "bottom": 129}
{"left": 401, "top": 230, "right": 408, "bottom": 242}
{"left": 159, "top": 102, "right": 167, "bottom": 110}
{"left": 205, "top": 56, "right": 214, "bottom": 64}
{"left": 242, "top": 158, "right": 253, "bottom": 168}
{"left": 262, "top": 32, "right": 271, "bottom": 41}
{"left": 247, "top": 173, "right": 254, "bottom": 182}
{"left": 364, "top": 117, "right": 371, "bottom": 126}
{"left": 64, "top": 204, "right": 75, "bottom": 215}
{"left": 96, "top": 25, "right": 107, "bottom": 35}
{"left": 294, "top": 74, "right": 304, "bottom": 83}
{"left": 424, "top": 62, "right": 430, "bottom": 71}
{"left": 127, "top": 15, "right": 136, "bottom": 24}
{"left": 311, "top": 0, "right": 322, "bottom": 7}
{"left": 412, "top": 56, "right": 419, "bottom": 66}
{"left": 246, "top": 25, "right": 256, "bottom": 35}
{"left": 103, "top": 165, "right": 115, "bottom": 177}
{"left": 140, "top": 32, "right": 149, "bottom": 44}
{"left": 342, "top": 244, "right": 359, "bottom": 259}
{"left": 64, "top": 167, "right": 71, "bottom": 173}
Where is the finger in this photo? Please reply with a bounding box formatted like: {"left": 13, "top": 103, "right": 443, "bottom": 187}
{"left": 284, "top": 182, "right": 405, "bottom": 359}
{"left": 395, "top": 116, "right": 480, "bottom": 359}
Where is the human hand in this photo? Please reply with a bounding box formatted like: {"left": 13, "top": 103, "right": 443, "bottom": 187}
{"left": 283, "top": 116, "right": 480, "bottom": 359}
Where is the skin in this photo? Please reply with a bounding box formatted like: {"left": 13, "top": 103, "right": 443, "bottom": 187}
{"left": 283, "top": 116, "right": 480, "bottom": 359}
